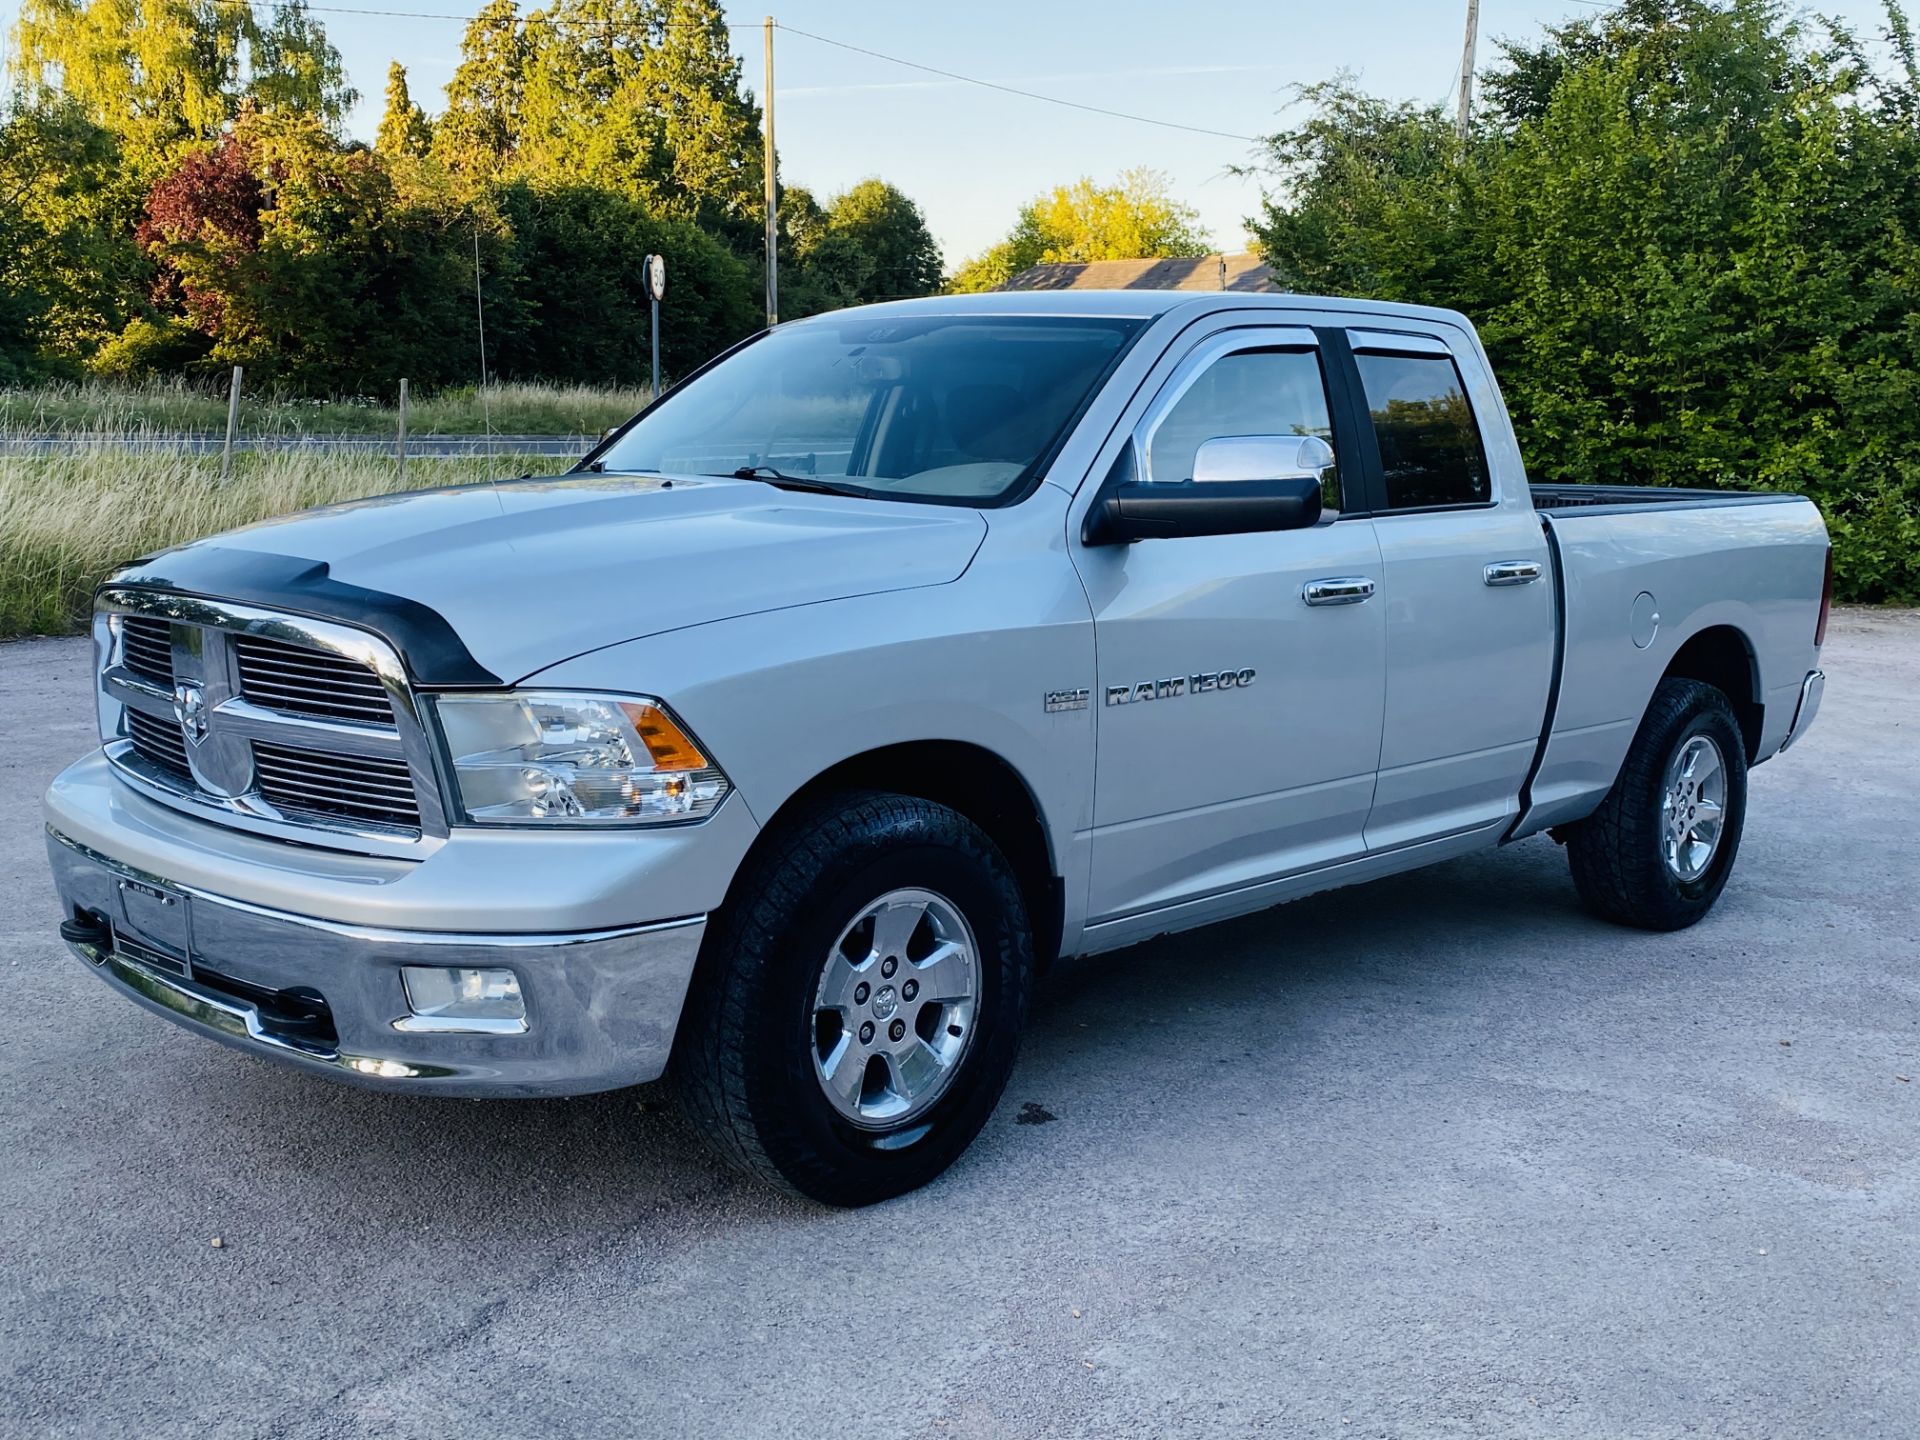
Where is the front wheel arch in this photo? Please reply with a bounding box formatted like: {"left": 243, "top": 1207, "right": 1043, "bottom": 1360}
{"left": 728, "top": 740, "right": 1063, "bottom": 970}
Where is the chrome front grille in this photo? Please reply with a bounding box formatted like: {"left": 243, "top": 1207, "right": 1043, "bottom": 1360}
{"left": 253, "top": 741, "right": 422, "bottom": 830}
{"left": 235, "top": 634, "right": 398, "bottom": 724}
{"left": 121, "top": 616, "right": 175, "bottom": 686}
{"left": 95, "top": 589, "right": 447, "bottom": 853}
{"left": 126, "top": 706, "right": 191, "bottom": 776}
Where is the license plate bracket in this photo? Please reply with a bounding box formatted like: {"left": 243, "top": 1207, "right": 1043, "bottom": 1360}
{"left": 113, "top": 877, "right": 192, "bottom": 976}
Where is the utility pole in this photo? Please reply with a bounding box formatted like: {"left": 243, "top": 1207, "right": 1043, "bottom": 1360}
{"left": 1456, "top": 0, "right": 1480, "bottom": 145}
{"left": 763, "top": 15, "right": 778, "bottom": 327}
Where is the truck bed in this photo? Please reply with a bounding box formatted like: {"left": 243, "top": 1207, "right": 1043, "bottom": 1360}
{"left": 1517, "top": 483, "right": 1828, "bottom": 840}
{"left": 1530, "top": 483, "right": 1804, "bottom": 515}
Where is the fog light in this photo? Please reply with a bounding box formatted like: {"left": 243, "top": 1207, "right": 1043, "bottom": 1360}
{"left": 395, "top": 966, "right": 528, "bottom": 1034}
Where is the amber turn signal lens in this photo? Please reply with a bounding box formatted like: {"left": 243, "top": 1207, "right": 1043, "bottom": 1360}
{"left": 621, "top": 702, "right": 709, "bottom": 772}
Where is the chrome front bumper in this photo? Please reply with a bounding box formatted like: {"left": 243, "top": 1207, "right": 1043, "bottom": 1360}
{"left": 46, "top": 827, "right": 706, "bottom": 1096}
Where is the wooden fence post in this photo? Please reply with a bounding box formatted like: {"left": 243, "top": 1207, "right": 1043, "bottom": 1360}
{"left": 397, "top": 378, "right": 409, "bottom": 486}
{"left": 219, "top": 365, "right": 243, "bottom": 484}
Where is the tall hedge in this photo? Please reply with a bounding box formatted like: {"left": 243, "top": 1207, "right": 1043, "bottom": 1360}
{"left": 1253, "top": 0, "right": 1920, "bottom": 602}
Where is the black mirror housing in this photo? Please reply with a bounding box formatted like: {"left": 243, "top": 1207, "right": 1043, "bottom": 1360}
{"left": 1084, "top": 475, "right": 1323, "bottom": 546}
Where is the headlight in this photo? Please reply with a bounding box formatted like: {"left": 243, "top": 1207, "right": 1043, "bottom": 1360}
{"left": 431, "top": 691, "right": 729, "bottom": 825}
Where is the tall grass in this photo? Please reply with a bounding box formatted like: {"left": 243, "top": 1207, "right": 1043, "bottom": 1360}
{"left": 0, "top": 378, "right": 649, "bottom": 437}
{"left": 0, "top": 437, "right": 526, "bottom": 638}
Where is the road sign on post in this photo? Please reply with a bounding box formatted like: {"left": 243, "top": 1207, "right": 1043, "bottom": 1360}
{"left": 646, "top": 253, "right": 667, "bottom": 402}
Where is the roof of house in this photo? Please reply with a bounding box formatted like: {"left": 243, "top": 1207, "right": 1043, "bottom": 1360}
{"left": 1001, "top": 252, "right": 1278, "bottom": 293}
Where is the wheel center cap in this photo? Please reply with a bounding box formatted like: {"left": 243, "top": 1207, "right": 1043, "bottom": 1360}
{"left": 872, "top": 984, "right": 899, "bottom": 1020}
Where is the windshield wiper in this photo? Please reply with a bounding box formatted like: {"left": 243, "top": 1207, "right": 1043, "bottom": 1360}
{"left": 718, "top": 465, "right": 873, "bottom": 499}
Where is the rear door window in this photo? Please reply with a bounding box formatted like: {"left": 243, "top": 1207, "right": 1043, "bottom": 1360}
{"left": 1352, "top": 351, "right": 1490, "bottom": 510}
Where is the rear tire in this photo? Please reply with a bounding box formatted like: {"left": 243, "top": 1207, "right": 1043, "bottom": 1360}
{"left": 1566, "top": 677, "right": 1748, "bottom": 931}
{"left": 671, "top": 791, "right": 1034, "bottom": 1206}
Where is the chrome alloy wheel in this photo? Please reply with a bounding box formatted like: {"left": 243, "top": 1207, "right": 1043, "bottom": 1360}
{"left": 1662, "top": 734, "right": 1727, "bottom": 882}
{"left": 811, "top": 888, "right": 981, "bottom": 1130}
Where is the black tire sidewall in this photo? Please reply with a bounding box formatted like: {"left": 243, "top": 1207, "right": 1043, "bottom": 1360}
{"left": 1580, "top": 680, "right": 1750, "bottom": 930}
{"left": 707, "top": 797, "right": 1032, "bottom": 1204}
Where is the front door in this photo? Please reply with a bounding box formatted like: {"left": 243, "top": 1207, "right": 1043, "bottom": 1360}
{"left": 1072, "top": 325, "right": 1388, "bottom": 923}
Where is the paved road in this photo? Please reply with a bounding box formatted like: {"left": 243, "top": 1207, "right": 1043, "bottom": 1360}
{"left": 2, "top": 612, "right": 1915, "bottom": 1440}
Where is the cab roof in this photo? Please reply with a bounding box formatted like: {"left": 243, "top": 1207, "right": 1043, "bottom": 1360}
{"left": 783, "top": 289, "right": 1474, "bottom": 331}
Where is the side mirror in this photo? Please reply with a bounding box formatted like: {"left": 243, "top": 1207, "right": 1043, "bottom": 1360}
{"left": 1083, "top": 435, "right": 1328, "bottom": 545}
{"left": 1192, "top": 433, "right": 1334, "bottom": 484}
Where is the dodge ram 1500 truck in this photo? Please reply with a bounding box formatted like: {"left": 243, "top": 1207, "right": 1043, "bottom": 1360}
{"left": 45, "top": 292, "right": 1832, "bottom": 1204}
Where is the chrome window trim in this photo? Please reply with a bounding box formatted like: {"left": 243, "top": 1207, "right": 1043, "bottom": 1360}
{"left": 93, "top": 587, "right": 452, "bottom": 858}
{"left": 1131, "top": 327, "right": 1337, "bottom": 499}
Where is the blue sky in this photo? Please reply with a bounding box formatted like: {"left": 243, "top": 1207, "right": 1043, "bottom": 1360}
{"left": 3, "top": 0, "right": 1905, "bottom": 266}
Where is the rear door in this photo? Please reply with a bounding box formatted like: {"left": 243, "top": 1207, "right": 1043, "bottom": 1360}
{"left": 1071, "top": 320, "right": 1387, "bottom": 922}
{"left": 1344, "top": 327, "right": 1555, "bottom": 849}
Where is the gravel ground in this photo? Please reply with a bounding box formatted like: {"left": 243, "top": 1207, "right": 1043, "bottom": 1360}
{"left": 1, "top": 610, "right": 1915, "bottom": 1440}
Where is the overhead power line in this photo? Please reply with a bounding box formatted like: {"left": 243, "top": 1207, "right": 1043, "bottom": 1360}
{"left": 771, "top": 21, "right": 1262, "bottom": 143}
{"left": 204, "top": 2, "right": 1261, "bottom": 143}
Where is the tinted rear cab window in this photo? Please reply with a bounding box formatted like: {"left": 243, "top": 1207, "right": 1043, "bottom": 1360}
{"left": 1354, "top": 351, "right": 1490, "bottom": 509}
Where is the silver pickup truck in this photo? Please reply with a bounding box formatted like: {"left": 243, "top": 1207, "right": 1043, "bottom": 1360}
{"left": 45, "top": 292, "right": 1831, "bottom": 1204}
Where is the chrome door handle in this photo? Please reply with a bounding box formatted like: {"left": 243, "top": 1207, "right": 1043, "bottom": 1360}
{"left": 1483, "top": 560, "right": 1543, "bottom": 587}
{"left": 1302, "top": 576, "right": 1376, "bottom": 607}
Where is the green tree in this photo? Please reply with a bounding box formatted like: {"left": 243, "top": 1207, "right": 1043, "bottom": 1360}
{"left": 507, "top": 0, "right": 763, "bottom": 235}
{"left": 1247, "top": 0, "right": 1920, "bottom": 602}
{"left": 376, "top": 61, "right": 433, "bottom": 157}
{"left": 492, "top": 180, "right": 758, "bottom": 384}
{"left": 823, "top": 179, "right": 942, "bottom": 299}
{"left": 514, "top": 0, "right": 654, "bottom": 178}
{"left": 434, "top": 0, "right": 529, "bottom": 175}
{"left": 13, "top": 0, "right": 248, "bottom": 169}
{"left": 624, "top": 0, "right": 763, "bottom": 232}
{"left": 778, "top": 178, "right": 943, "bottom": 315}
{"left": 1241, "top": 81, "right": 1493, "bottom": 313}
{"left": 11, "top": 0, "right": 350, "bottom": 172}
{"left": 247, "top": 1, "right": 355, "bottom": 127}
{"left": 0, "top": 95, "right": 140, "bottom": 379}
{"left": 950, "top": 168, "right": 1207, "bottom": 291}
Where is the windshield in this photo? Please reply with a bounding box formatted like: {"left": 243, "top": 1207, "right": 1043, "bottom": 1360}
{"left": 594, "top": 314, "right": 1143, "bottom": 504}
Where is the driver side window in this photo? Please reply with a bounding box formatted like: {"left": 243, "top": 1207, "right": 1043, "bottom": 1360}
{"left": 1145, "top": 348, "right": 1341, "bottom": 513}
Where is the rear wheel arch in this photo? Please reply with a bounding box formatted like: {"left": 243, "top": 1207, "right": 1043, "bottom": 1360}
{"left": 1662, "top": 624, "right": 1763, "bottom": 761}
{"left": 1566, "top": 676, "right": 1749, "bottom": 931}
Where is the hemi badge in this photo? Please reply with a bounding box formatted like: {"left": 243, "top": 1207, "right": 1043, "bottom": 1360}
{"left": 1044, "top": 689, "right": 1090, "bottom": 713}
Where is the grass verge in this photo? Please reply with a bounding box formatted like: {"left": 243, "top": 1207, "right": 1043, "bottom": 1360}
{"left": 0, "top": 379, "right": 648, "bottom": 437}
{"left": 0, "top": 442, "right": 529, "bottom": 639}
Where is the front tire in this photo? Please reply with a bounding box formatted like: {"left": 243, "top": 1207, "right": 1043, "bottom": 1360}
{"left": 671, "top": 791, "right": 1034, "bottom": 1206}
{"left": 1566, "top": 677, "right": 1749, "bottom": 931}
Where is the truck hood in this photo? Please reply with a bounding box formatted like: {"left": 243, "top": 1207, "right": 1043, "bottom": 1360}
{"left": 115, "top": 474, "right": 987, "bottom": 683}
